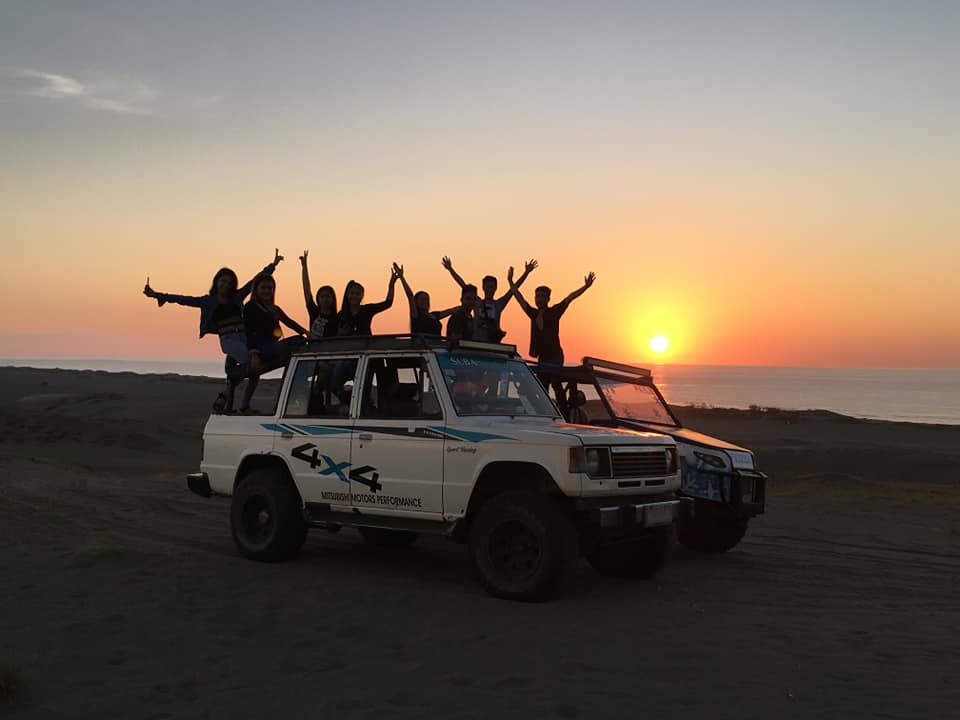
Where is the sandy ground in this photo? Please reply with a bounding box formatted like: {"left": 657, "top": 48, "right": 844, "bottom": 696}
{"left": 1, "top": 366, "right": 958, "bottom": 719}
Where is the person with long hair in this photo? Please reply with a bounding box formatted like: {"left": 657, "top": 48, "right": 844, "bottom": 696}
{"left": 142, "top": 249, "right": 283, "bottom": 363}
{"left": 336, "top": 265, "right": 401, "bottom": 337}
{"left": 394, "top": 262, "right": 457, "bottom": 335}
{"left": 240, "top": 274, "right": 308, "bottom": 412}
{"left": 244, "top": 274, "right": 308, "bottom": 371}
{"left": 299, "top": 249, "right": 338, "bottom": 340}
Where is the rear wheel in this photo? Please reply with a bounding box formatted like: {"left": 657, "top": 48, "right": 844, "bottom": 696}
{"left": 231, "top": 468, "right": 307, "bottom": 562}
{"left": 586, "top": 526, "right": 674, "bottom": 579}
{"left": 357, "top": 527, "right": 419, "bottom": 546}
{"left": 676, "top": 502, "right": 749, "bottom": 553}
{"left": 468, "top": 492, "right": 577, "bottom": 602}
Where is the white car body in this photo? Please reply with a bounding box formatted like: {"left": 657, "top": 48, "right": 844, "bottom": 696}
{"left": 197, "top": 340, "right": 682, "bottom": 532}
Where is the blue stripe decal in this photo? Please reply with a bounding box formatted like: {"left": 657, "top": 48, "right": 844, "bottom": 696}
{"left": 261, "top": 423, "right": 287, "bottom": 433}
{"left": 290, "top": 424, "right": 353, "bottom": 436}
{"left": 433, "top": 426, "right": 513, "bottom": 442}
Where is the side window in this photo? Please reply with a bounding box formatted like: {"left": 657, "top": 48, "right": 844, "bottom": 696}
{"left": 284, "top": 357, "right": 357, "bottom": 418}
{"left": 360, "top": 356, "right": 443, "bottom": 420}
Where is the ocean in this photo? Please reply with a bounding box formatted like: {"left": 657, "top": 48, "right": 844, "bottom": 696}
{"left": 3, "top": 357, "right": 958, "bottom": 426}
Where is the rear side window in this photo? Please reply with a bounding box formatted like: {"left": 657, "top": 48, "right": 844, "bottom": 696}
{"left": 360, "top": 356, "right": 443, "bottom": 420}
{"left": 284, "top": 358, "right": 357, "bottom": 418}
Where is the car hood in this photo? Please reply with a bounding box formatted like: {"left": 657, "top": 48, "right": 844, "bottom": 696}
{"left": 616, "top": 421, "right": 747, "bottom": 452}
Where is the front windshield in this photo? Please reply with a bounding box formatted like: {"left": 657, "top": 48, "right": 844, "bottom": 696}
{"left": 438, "top": 354, "right": 558, "bottom": 417}
{"left": 597, "top": 377, "right": 677, "bottom": 426}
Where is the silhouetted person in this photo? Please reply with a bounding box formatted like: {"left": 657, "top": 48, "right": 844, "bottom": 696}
{"left": 446, "top": 284, "right": 478, "bottom": 341}
{"left": 441, "top": 256, "right": 537, "bottom": 342}
{"left": 299, "top": 250, "right": 338, "bottom": 339}
{"left": 142, "top": 249, "right": 282, "bottom": 364}
{"left": 394, "top": 262, "right": 457, "bottom": 336}
{"left": 509, "top": 270, "right": 595, "bottom": 365}
{"left": 336, "top": 266, "right": 400, "bottom": 337}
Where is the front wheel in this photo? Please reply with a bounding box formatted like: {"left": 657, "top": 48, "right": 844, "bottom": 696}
{"left": 468, "top": 492, "right": 577, "bottom": 602}
{"left": 586, "top": 526, "right": 674, "bottom": 579}
{"left": 231, "top": 468, "right": 307, "bottom": 562}
{"left": 676, "top": 503, "right": 749, "bottom": 553}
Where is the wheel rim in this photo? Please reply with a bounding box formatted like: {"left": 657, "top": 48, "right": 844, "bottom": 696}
{"left": 240, "top": 493, "right": 275, "bottom": 547}
{"left": 488, "top": 519, "right": 542, "bottom": 583}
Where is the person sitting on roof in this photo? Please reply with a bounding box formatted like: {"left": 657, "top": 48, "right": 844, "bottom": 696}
{"left": 299, "top": 250, "right": 339, "bottom": 340}
{"left": 441, "top": 256, "right": 538, "bottom": 342}
{"left": 395, "top": 262, "right": 458, "bottom": 336}
{"left": 336, "top": 265, "right": 400, "bottom": 337}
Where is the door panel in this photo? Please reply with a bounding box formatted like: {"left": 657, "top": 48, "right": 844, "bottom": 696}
{"left": 274, "top": 357, "right": 358, "bottom": 508}
{"left": 349, "top": 356, "right": 445, "bottom": 516}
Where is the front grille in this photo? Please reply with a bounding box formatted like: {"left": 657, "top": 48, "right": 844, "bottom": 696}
{"left": 612, "top": 450, "right": 669, "bottom": 479}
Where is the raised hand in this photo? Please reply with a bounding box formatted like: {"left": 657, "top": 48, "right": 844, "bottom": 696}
{"left": 525, "top": 259, "right": 538, "bottom": 273}
{"left": 143, "top": 277, "right": 155, "bottom": 297}
{"left": 507, "top": 266, "right": 515, "bottom": 283}
{"left": 441, "top": 256, "right": 453, "bottom": 271}
{"left": 299, "top": 249, "right": 308, "bottom": 265}
{"left": 392, "top": 262, "right": 404, "bottom": 279}
{"left": 584, "top": 272, "right": 596, "bottom": 287}
{"left": 274, "top": 248, "right": 284, "bottom": 265}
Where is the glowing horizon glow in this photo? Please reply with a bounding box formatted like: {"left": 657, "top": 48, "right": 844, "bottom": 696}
{"left": 650, "top": 336, "right": 669, "bottom": 354}
{"left": 1, "top": 4, "right": 958, "bottom": 369}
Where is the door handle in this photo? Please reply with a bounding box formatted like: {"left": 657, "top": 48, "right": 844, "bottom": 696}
{"left": 280, "top": 431, "right": 293, "bottom": 439}
{"left": 358, "top": 433, "right": 373, "bottom": 441}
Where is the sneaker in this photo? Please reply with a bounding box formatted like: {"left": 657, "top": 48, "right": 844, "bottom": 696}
{"left": 212, "top": 392, "right": 228, "bottom": 414}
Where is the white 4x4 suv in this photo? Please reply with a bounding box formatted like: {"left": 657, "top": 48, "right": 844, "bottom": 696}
{"left": 188, "top": 336, "right": 686, "bottom": 601}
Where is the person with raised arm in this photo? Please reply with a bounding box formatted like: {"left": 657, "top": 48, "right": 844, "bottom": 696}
{"left": 336, "top": 265, "right": 401, "bottom": 337}
{"left": 299, "top": 249, "right": 338, "bottom": 339}
{"left": 509, "top": 269, "right": 595, "bottom": 416}
{"left": 142, "top": 249, "right": 283, "bottom": 372}
{"left": 244, "top": 274, "right": 308, "bottom": 371}
{"left": 440, "top": 256, "right": 538, "bottom": 342}
{"left": 394, "top": 262, "right": 458, "bottom": 336}
{"left": 509, "top": 269, "right": 595, "bottom": 366}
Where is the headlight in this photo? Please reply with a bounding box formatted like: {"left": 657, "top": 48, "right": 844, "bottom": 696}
{"left": 585, "top": 448, "right": 611, "bottom": 478}
{"left": 664, "top": 447, "right": 676, "bottom": 472}
{"left": 726, "top": 450, "right": 755, "bottom": 469}
{"left": 694, "top": 451, "right": 726, "bottom": 469}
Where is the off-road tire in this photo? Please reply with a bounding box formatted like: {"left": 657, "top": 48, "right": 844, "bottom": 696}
{"left": 468, "top": 492, "right": 577, "bottom": 602}
{"left": 357, "top": 527, "right": 420, "bottom": 547}
{"left": 586, "top": 525, "right": 674, "bottom": 579}
{"left": 231, "top": 468, "right": 307, "bottom": 562}
{"left": 676, "top": 503, "right": 749, "bottom": 553}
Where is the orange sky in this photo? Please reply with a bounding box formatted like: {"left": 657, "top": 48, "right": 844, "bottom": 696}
{"left": 3, "top": 4, "right": 959, "bottom": 368}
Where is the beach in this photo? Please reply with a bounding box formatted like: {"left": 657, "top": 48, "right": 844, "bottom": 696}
{"left": 1, "top": 366, "right": 958, "bottom": 718}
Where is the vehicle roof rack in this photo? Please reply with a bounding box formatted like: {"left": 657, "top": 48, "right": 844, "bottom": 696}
{"left": 582, "top": 357, "right": 653, "bottom": 380}
{"left": 292, "top": 334, "right": 520, "bottom": 357}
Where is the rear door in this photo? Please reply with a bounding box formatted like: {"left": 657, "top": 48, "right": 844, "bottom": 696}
{"left": 272, "top": 356, "right": 359, "bottom": 508}
{"left": 348, "top": 354, "right": 446, "bottom": 517}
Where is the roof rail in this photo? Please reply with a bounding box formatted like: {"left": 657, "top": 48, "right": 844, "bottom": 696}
{"left": 582, "top": 357, "right": 652, "bottom": 379}
{"left": 292, "top": 334, "right": 519, "bottom": 357}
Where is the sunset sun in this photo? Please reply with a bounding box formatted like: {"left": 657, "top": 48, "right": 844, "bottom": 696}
{"left": 649, "top": 335, "right": 669, "bottom": 354}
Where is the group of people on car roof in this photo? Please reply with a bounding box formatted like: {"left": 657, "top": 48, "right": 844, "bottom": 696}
{"left": 143, "top": 249, "right": 595, "bottom": 412}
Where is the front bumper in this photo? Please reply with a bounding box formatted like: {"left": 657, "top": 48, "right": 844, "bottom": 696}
{"left": 575, "top": 497, "right": 690, "bottom": 530}
{"left": 187, "top": 472, "right": 213, "bottom": 498}
{"left": 680, "top": 468, "right": 766, "bottom": 516}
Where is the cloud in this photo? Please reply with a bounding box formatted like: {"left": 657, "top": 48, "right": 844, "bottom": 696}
{"left": 8, "top": 68, "right": 157, "bottom": 115}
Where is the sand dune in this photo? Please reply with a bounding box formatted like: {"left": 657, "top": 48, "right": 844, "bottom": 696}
{"left": 1, "top": 367, "right": 957, "bottom": 718}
